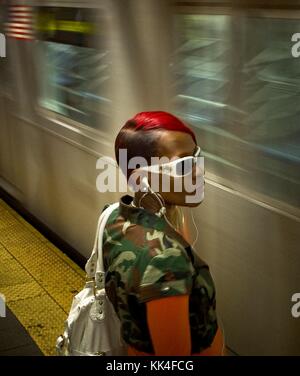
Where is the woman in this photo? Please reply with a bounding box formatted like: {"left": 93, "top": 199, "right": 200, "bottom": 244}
{"left": 103, "top": 111, "right": 224, "bottom": 356}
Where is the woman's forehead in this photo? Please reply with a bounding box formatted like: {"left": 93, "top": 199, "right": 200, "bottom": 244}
{"left": 156, "top": 130, "right": 196, "bottom": 158}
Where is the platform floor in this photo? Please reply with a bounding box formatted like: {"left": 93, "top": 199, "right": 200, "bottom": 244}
{"left": 0, "top": 306, "right": 43, "bottom": 356}
{"left": 0, "top": 199, "right": 85, "bottom": 355}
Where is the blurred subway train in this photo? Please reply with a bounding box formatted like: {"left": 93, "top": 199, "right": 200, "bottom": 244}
{"left": 0, "top": 0, "right": 299, "bottom": 356}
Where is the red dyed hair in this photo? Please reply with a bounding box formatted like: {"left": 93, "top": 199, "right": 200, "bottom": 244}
{"left": 115, "top": 111, "right": 196, "bottom": 179}
{"left": 129, "top": 111, "right": 196, "bottom": 142}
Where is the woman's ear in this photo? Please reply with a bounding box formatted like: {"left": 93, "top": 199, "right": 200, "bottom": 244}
{"left": 128, "top": 171, "right": 149, "bottom": 193}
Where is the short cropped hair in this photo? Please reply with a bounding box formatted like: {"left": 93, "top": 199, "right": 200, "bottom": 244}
{"left": 115, "top": 111, "right": 196, "bottom": 179}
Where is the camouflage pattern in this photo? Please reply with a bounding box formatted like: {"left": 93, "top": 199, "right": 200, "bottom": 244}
{"left": 102, "top": 195, "right": 218, "bottom": 354}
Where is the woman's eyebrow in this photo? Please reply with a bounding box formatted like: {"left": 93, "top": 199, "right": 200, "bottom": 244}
{"left": 176, "top": 147, "right": 196, "bottom": 158}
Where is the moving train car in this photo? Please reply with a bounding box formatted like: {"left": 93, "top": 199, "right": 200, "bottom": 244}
{"left": 0, "top": 0, "right": 299, "bottom": 355}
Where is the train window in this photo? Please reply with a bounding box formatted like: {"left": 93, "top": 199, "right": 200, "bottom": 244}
{"left": 35, "top": 7, "right": 110, "bottom": 129}
{"left": 172, "top": 12, "right": 300, "bottom": 211}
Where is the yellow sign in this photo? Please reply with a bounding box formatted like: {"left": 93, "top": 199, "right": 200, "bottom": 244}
{"left": 36, "top": 14, "right": 94, "bottom": 34}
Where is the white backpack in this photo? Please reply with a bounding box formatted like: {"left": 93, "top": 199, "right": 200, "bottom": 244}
{"left": 56, "top": 203, "right": 127, "bottom": 356}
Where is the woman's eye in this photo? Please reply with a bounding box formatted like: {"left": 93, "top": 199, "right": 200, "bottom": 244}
{"left": 176, "top": 159, "right": 193, "bottom": 175}
{"left": 175, "top": 161, "right": 185, "bottom": 175}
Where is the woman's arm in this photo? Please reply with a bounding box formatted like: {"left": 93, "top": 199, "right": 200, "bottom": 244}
{"left": 146, "top": 295, "right": 191, "bottom": 356}
{"left": 146, "top": 295, "right": 224, "bottom": 356}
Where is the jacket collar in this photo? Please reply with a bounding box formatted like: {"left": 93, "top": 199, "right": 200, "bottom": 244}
{"left": 119, "top": 195, "right": 166, "bottom": 231}
{"left": 118, "top": 195, "right": 192, "bottom": 258}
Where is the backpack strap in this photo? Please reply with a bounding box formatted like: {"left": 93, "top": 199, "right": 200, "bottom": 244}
{"left": 85, "top": 202, "right": 119, "bottom": 283}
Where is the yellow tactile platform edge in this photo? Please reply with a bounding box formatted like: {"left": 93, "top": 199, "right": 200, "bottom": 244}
{"left": 0, "top": 199, "right": 85, "bottom": 355}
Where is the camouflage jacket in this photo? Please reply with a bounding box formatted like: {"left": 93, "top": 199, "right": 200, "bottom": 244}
{"left": 103, "top": 195, "right": 218, "bottom": 354}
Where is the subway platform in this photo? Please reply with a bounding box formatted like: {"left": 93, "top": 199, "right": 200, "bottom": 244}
{"left": 0, "top": 198, "right": 85, "bottom": 355}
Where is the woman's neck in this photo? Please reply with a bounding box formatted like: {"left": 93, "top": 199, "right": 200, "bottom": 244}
{"left": 133, "top": 192, "right": 177, "bottom": 225}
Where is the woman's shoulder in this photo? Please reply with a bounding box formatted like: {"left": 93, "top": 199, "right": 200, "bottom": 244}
{"left": 104, "top": 205, "right": 186, "bottom": 249}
